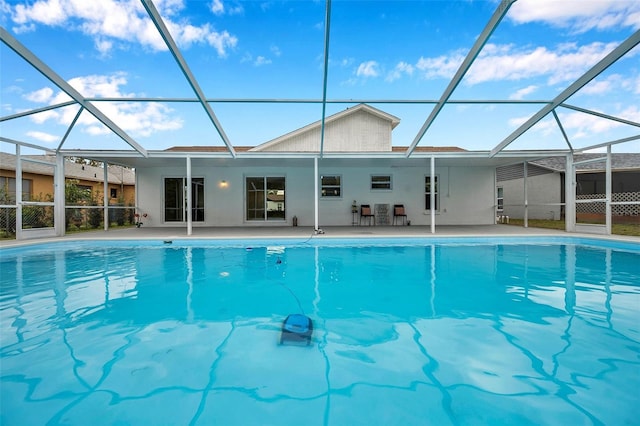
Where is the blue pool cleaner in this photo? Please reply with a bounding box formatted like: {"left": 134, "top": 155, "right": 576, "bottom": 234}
{"left": 280, "top": 313, "right": 313, "bottom": 345}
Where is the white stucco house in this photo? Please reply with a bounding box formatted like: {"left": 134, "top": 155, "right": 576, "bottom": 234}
{"left": 130, "top": 104, "right": 548, "bottom": 229}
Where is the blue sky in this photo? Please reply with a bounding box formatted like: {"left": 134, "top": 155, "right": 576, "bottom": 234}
{"left": 1, "top": 0, "right": 639, "bottom": 154}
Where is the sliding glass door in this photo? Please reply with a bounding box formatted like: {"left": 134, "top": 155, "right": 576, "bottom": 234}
{"left": 246, "top": 176, "right": 285, "bottom": 221}
{"left": 164, "top": 177, "right": 205, "bottom": 222}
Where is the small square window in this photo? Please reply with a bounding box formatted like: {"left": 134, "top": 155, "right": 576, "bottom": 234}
{"left": 321, "top": 175, "right": 342, "bottom": 197}
{"left": 371, "top": 175, "right": 391, "bottom": 190}
{"left": 110, "top": 188, "right": 117, "bottom": 198}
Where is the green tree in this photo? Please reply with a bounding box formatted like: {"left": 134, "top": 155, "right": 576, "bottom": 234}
{"left": 65, "top": 179, "right": 92, "bottom": 229}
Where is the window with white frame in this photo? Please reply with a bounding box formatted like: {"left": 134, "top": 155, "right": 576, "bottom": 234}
{"left": 321, "top": 175, "right": 341, "bottom": 197}
{"left": 425, "top": 175, "right": 439, "bottom": 211}
{"left": 497, "top": 187, "right": 504, "bottom": 214}
{"left": 246, "top": 176, "right": 286, "bottom": 221}
{"left": 371, "top": 175, "right": 392, "bottom": 190}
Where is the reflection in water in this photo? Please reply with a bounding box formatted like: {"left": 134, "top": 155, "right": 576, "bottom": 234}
{"left": 0, "top": 241, "right": 639, "bottom": 425}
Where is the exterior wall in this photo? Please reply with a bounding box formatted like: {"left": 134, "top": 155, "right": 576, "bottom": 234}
{"left": 255, "top": 110, "right": 392, "bottom": 152}
{"left": 324, "top": 110, "right": 392, "bottom": 151}
{"left": 0, "top": 169, "right": 134, "bottom": 205}
{"left": 500, "top": 172, "right": 562, "bottom": 220}
{"left": 1, "top": 170, "right": 54, "bottom": 201}
{"left": 136, "top": 162, "right": 497, "bottom": 227}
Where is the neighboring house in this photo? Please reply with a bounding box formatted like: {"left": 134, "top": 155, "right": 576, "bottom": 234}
{"left": 0, "top": 152, "right": 136, "bottom": 205}
{"left": 497, "top": 154, "right": 640, "bottom": 222}
{"left": 131, "top": 104, "right": 516, "bottom": 228}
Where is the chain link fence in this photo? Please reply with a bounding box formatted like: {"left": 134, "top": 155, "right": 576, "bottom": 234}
{"left": 0, "top": 207, "right": 16, "bottom": 238}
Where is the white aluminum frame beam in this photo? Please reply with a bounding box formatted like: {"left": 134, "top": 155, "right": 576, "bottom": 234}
{"left": 57, "top": 107, "right": 84, "bottom": 152}
{"left": 318, "top": 0, "right": 332, "bottom": 157}
{"left": 0, "top": 27, "right": 148, "bottom": 157}
{"left": 552, "top": 110, "right": 574, "bottom": 151}
{"left": 141, "top": 0, "right": 236, "bottom": 158}
{"left": 85, "top": 97, "right": 553, "bottom": 105}
{"left": 406, "top": 0, "right": 517, "bottom": 157}
{"left": 0, "top": 100, "right": 76, "bottom": 122}
{"left": 574, "top": 134, "right": 640, "bottom": 153}
{"left": 561, "top": 103, "right": 640, "bottom": 128}
{"left": 0, "top": 136, "right": 54, "bottom": 153}
{"left": 490, "top": 28, "right": 640, "bottom": 157}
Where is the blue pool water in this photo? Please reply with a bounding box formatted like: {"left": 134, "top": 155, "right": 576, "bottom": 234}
{"left": 1, "top": 237, "right": 639, "bottom": 425}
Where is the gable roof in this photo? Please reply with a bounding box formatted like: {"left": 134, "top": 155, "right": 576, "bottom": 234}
{"left": 250, "top": 103, "right": 401, "bottom": 152}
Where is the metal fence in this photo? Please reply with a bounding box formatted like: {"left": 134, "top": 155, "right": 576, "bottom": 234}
{"left": 0, "top": 205, "right": 140, "bottom": 239}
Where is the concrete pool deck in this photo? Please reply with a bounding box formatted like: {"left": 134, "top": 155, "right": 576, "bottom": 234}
{"left": 2, "top": 224, "right": 639, "bottom": 248}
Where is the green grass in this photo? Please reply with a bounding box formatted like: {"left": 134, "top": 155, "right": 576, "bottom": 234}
{"left": 506, "top": 219, "right": 640, "bottom": 237}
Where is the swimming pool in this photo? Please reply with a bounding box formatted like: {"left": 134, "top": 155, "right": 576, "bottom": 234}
{"left": 1, "top": 237, "right": 639, "bottom": 425}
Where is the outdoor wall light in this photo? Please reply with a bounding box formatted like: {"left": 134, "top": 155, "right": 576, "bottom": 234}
{"left": 219, "top": 180, "right": 229, "bottom": 188}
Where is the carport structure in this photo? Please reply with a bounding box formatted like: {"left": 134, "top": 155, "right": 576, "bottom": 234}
{"left": 1, "top": 0, "right": 639, "bottom": 239}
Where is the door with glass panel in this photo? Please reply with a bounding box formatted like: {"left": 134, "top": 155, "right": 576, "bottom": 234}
{"left": 164, "top": 177, "right": 205, "bottom": 222}
{"left": 246, "top": 176, "right": 285, "bottom": 221}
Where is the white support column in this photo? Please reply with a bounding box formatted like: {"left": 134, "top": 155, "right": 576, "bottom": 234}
{"left": 314, "top": 157, "right": 319, "bottom": 231}
{"left": 523, "top": 161, "right": 529, "bottom": 228}
{"left": 103, "top": 162, "right": 109, "bottom": 231}
{"left": 186, "top": 156, "right": 192, "bottom": 236}
{"left": 15, "top": 145, "right": 22, "bottom": 240}
{"left": 565, "top": 152, "right": 576, "bottom": 232}
{"left": 430, "top": 156, "right": 435, "bottom": 234}
{"left": 605, "top": 145, "right": 612, "bottom": 235}
{"left": 54, "top": 153, "right": 65, "bottom": 236}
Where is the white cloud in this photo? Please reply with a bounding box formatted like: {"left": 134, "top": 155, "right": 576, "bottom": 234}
{"left": 254, "top": 56, "right": 272, "bottom": 66}
{"left": 210, "top": 0, "right": 224, "bottom": 15}
{"left": 270, "top": 45, "right": 282, "bottom": 57}
{"left": 463, "top": 42, "right": 619, "bottom": 85}
{"left": 7, "top": 0, "right": 238, "bottom": 56}
{"left": 623, "top": 74, "right": 640, "bottom": 95}
{"left": 386, "top": 61, "right": 414, "bottom": 82}
{"left": 13, "top": 0, "right": 67, "bottom": 26}
{"left": 204, "top": 30, "right": 237, "bottom": 57}
{"left": 209, "top": 0, "right": 243, "bottom": 16}
{"left": 581, "top": 77, "right": 615, "bottom": 95}
{"left": 416, "top": 50, "right": 465, "bottom": 80}
{"left": 26, "top": 130, "right": 59, "bottom": 143}
{"left": 509, "top": 0, "right": 640, "bottom": 32}
{"left": 356, "top": 61, "right": 380, "bottom": 78}
{"left": 24, "top": 87, "right": 54, "bottom": 103}
{"left": 30, "top": 109, "right": 59, "bottom": 124}
{"left": 510, "top": 105, "right": 640, "bottom": 140}
{"left": 241, "top": 53, "right": 273, "bottom": 66}
{"left": 509, "top": 85, "right": 538, "bottom": 100}
{"left": 24, "top": 73, "right": 184, "bottom": 137}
